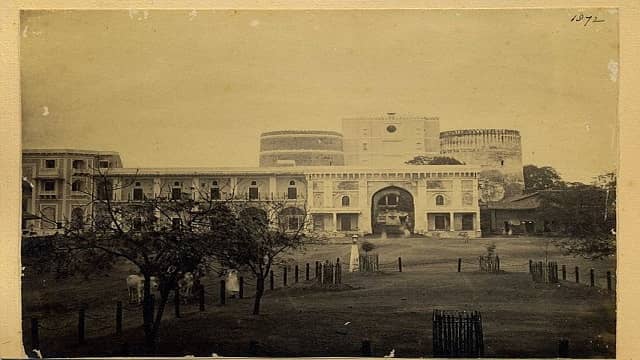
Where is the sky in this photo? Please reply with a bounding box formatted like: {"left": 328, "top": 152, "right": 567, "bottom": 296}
{"left": 20, "top": 9, "right": 619, "bottom": 183}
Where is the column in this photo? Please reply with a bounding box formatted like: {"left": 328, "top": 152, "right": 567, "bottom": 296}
{"left": 414, "top": 178, "right": 427, "bottom": 234}
{"left": 230, "top": 177, "right": 238, "bottom": 199}
{"left": 358, "top": 178, "right": 371, "bottom": 234}
{"left": 306, "top": 176, "right": 314, "bottom": 208}
{"left": 332, "top": 213, "right": 338, "bottom": 232}
{"left": 191, "top": 177, "right": 200, "bottom": 201}
{"left": 153, "top": 177, "right": 161, "bottom": 198}
{"left": 269, "top": 175, "right": 277, "bottom": 200}
{"left": 449, "top": 212, "right": 455, "bottom": 232}
{"left": 113, "top": 177, "right": 122, "bottom": 202}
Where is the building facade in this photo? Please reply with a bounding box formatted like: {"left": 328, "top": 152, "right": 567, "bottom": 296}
{"left": 440, "top": 129, "right": 524, "bottom": 201}
{"left": 21, "top": 149, "right": 123, "bottom": 235}
{"left": 342, "top": 113, "right": 440, "bottom": 167}
{"left": 22, "top": 153, "right": 481, "bottom": 238}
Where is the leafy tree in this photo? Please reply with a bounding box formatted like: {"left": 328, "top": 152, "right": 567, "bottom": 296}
{"left": 535, "top": 187, "right": 615, "bottom": 259}
{"left": 27, "top": 169, "right": 234, "bottom": 354}
{"left": 406, "top": 156, "right": 464, "bottom": 165}
{"left": 523, "top": 165, "right": 564, "bottom": 193}
{"left": 215, "top": 201, "right": 314, "bottom": 315}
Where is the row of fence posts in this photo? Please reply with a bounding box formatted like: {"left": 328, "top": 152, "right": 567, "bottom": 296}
{"left": 31, "top": 259, "right": 348, "bottom": 347}
{"left": 528, "top": 260, "right": 614, "bottom": 291}
{"left": 530, "top": 261, "right": 559, "bottom": 283}
{"left": 359, "top": 254, "right": 380, "bottom": 272}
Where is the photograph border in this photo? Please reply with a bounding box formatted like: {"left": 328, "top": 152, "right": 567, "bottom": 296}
{"left": 1, "top": 1, "right": 638, "bottom": 358}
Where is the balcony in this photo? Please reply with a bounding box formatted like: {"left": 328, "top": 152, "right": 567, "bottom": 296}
{"left": 36, "top": 168, "right": 63, "bottom": 179}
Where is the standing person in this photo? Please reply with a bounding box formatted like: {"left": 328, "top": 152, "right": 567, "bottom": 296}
{"left": 225, "top": 269, "right": 240, "bottom": 298}
{"left": 349, "top": 235, "right": 360, "bottom": 272}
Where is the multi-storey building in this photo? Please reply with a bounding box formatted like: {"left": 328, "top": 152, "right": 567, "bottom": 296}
{"left": 21, "top": 149, "right": 122, "bottom": 235}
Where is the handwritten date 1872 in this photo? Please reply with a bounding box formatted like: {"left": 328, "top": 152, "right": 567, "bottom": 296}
{"left": 570, "top": 14, "right": 605, "bottom": 26}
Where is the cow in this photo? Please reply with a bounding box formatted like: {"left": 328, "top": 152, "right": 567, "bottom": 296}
{"left": 126, "top": 274, "right": 159, "bottom": 304}
{"left": 177, "top": 272, "right": 195, "bottom": 303}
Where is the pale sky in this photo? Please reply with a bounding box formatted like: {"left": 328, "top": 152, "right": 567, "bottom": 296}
{"left": 21, "top": 9, "right": 619, "bottom": 183}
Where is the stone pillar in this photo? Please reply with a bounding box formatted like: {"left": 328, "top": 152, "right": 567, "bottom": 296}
{"left": 153, "top": 177, "right": 161, "bottom": 198}
{"left": 269, "top": 176, "right": 277, "bottom": 200}
{"left": 113, "top": 177, "right": 122, "bottom": 202}
{"left": 414, "top": 178, "right": 427, "bottom": 234}
{"left": 358, "top": 178, "right": 372, "bottom": 234}
{"left": 449, "top": 212, "right": 455, "bottom": 232}
{"left": 332, "top": 213, "right": 338, "bottom": 232}
{"left": 230, "top": 177, "right": 238, "bottom": 199}
{"left": 191, "top": 177, "right": 200, "bottom": 201}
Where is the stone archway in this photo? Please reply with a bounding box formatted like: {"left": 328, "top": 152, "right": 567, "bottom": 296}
{"left": 370, "top": 186, "right": 415, "bottom": 236}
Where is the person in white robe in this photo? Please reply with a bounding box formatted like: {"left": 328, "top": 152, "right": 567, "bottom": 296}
{"left": 225, "top": 269, "right": 240, "bottom": 298}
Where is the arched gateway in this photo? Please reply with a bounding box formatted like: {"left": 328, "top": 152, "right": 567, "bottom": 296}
{"left": 371, "top": 186, "right": 415, "bottom": 236}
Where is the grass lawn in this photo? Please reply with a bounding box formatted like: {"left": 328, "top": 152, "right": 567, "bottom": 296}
{"left": 21, "top": 235, "right": 616, "bottom": 358}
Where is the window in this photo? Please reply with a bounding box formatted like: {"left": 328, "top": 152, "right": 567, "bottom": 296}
{"left": 386, "top": 125, "right": 397, "bottom": 133}
{"left": 249, "top": 180, "right": 259, "bottom": 200}
{"left": 249, "top": 187, "right": 259, "bottom": 200}
{"left": 288, "top": 216, "right": 300, "bottom": 230}
{"left": 99, "top": 160, "right": 110, "bottom": 168}
{"left": 96, "top": 180, "right": 113, "bottom": 200}
{"left": 341, "top": 196, "right": 350, "bottom": 207}
{"left": 434, "top": 215, "right": 447, "bottom": 230}
{"left": 289, "top": 180, "right": 296, "bottom": 186}
{"left": 435, "top": 195, "right": 445, "bottom": 206}
{"left": 171, "top": 187, "right": 182, "bottom": 200}
{"left": 70, "top": 208, "right": 84, "bottom": 229}
{"left": 387, "top": 194, "right": 398, "bottom": 206}
{"left": 44, "top": 159, "right": 56, "bottom": 168}
{"left": 287, "top": 184, "right": 297, "bottom": 200}
{"left": 42, "top": 180, "right": 55, "bottom": 192}
{"left": 133, "top": 188, "right": 144, "bottom": 201}
{"left": 72, "top": 160, "right": 86, "bottom": 169}
{"left": 362, "top": 143, "right": 368, "bottom": 151}
{"left": 500, "top": 160, "right": 504, "bottom": 166}
{"left": 211, "top": 187, "right": 221, "bottom": 200}
{"left": 462, "top": 214, "right": 474, "bottom": 230}
{"left": 71, "top": 180, "right": 83, "bottom": 192}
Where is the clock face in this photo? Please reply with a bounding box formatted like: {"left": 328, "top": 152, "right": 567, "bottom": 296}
{"left": 386, "top": 125, "right": 397, "bottom": 133}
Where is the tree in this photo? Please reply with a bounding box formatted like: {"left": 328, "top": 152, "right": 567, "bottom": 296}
{"left": 215, "top": 200, "right": 314, "bottom": 315}
{"left": 523, "top": 165, "right": 564, "bottom": 193}
{"left": 535, "top": 187, "right": 615, "bottom": 259}
{"left": 405, "top": 156, "right": 464, "bottom": 165}
{"left": 29, "top": 168, "right": 234, "bottom": 354}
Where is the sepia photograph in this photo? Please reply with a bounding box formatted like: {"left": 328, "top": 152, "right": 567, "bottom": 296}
{"left": 18, "top": 8, "right": 618, "bottom": 358}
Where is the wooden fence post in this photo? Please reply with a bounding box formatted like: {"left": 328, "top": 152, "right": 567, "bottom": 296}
{"left": 529, "top": 259, "right": 532, "bottom": 273}
{"left": 590, "top": 269, "right": 595, "bottom": 287}
{"left": 376, "top": 253, "right": 380, "bottom": 271}
{"left": 220, "top": 280, "right": 226, "bottom": 305}
{"left": 198, "top": 285, "right": 205, "bottom": 311}
{"left": 361, "top": 339, "right": 372, "bottom": 356}
{"left": 398, "top": 257, "right": 403, "bottom": 272}
{"left": 31, "top": 318, "right": 39, "bottom": 350}
{"left": 575, "top": 266, "right": 580, "bottom": 283}
{"left": 295, "top": 264, "right": 299, "bottom": 283}
{"left": 306, "top": 263, "right": 310, "bottom": 280}
{"left": 458, "top": 258, "right": 462, "bottom": 272}
{"left": 270, "top": 270, "right": 274, "bottom": 290}
{"left": 607, "top": 271, "right": 612, "bottom": 291}
{"left": 315, "top": 261, "right": 319, "bottom": 278}
{"left": 283, "top": 266, "right": 288, "bottom": 287}
{"left": 174, "top": 287, "right": 181, "bottom": 318}
{"left": 239, "top": 277, "right": 244, "bottom": 299}
{"left": 78, "top": 308, "right": 86, "bottom": 345}
{"left": 558, "top": 339, "right": 569, "bottom": 358}
{"left": 562, "top": 265, "right": 566, "bottom": 280}
{"left": 116, "top": 301, "right": 123, "bottom": 335}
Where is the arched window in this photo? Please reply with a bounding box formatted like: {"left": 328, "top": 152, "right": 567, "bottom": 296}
{"left": 211, "top": 180, "right": 220, "bottom": 200}
{"left": 287, "top": 180, "right": 297, "bottom": 199}
{"left": 249, "top": 180, "right": 259, "bottom": 200}
{"left": 435, "top": 195, "right": 445, "bottom": 206}
{"left": 341, "top": 196, "right": 350, "bottom": 207}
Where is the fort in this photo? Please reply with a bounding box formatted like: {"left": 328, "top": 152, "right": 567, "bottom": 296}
{"left": 22, "top": 114, "right": 524, "bottom": 239}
